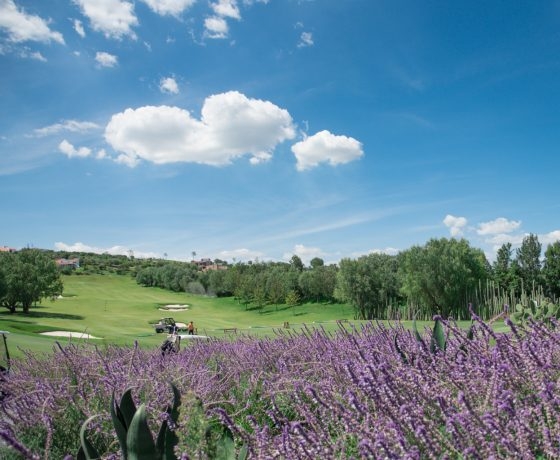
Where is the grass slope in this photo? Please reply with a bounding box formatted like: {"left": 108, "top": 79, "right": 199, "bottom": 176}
{"left": 0, "top": 274, "right": 356, "bottom": 359}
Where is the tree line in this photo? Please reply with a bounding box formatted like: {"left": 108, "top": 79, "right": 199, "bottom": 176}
{"left": 134, "top": 235, "right": 560, "bottom": 321}
{"left": 2, "top": 234, "right": 559, "bottom": 319}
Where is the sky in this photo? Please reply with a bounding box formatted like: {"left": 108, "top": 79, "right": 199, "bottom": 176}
{"left": 1, "top": 0, "right": 560, "bottom": 265}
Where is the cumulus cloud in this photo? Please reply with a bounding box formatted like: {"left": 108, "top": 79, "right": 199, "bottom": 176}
{"left": 477, "top": 217, "right": 521, "bottom": 235}
{"left": 211, "top": 0, "right": 241, "bottom": 19}
{"left": 539, "top": 230, "right": 560, "bottom": 245}
{"left": 140, "top": 0, "right": 196, "bottom": 16}
{"left": 59, "top": 139, "right": 92, "bottom": 158}
{"left": 218, "top": 247, "right": 264, "bottom": 262}
{"left": 54, "top": 241, "right": 158, "bottom": 258}
{"left": 159, "top": 76, "right": 179, "bottom": 94}
{"left": 297, "top": 31, "right": 313, "bottom": 48}
{"left": 204, "top": 16, "right": 229, "bottom": 38}
{"left": 73, "top": 19, "right": 85, "bottom": 37}
{"left": 104, "top": 91, "right": 295, "bottom": 167}
{"left": 443, "top": 214, "right": 467, "bottom": 237}
{"left": 33, "top": 119, "right": 101, "bottom": 137}
{"left": 20, "top": 49, "right": 46, "bottom": 61}
{"left": 283, "top": 244, "right": 325, "bottom": 265}
{"left": 72, "top": 0, "right": 138, "bottom": 40}
{"left": 0, "top": 0, "right": 64, "bottom": 44}
{"left": 95, "top": 51, "right": 118, "bottom": 67}
{"left": 291, "top": 130, "right": 363, "bottom": 171}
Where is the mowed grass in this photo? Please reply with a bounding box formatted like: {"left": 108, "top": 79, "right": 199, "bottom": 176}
{"left": 0, "top": 274, "right": 358, "bottom": 359}
{"left": 0, "top": 274, "right": 491, "bottom": 362}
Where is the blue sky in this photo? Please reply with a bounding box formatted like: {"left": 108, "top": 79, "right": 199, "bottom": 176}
{"left": 1, "top": 0, "right": 559, "bottom": 265}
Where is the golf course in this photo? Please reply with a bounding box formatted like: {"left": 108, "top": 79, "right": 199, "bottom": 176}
{"left": 0, "top": 273, "right": 359, "bottom": 359}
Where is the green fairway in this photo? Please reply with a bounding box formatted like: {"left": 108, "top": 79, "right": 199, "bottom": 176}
{"left": 0, "top": 274, "right": 358, "bottom": 359}
{"left": 0, "top": 274, "right": 486, "bottom": 361}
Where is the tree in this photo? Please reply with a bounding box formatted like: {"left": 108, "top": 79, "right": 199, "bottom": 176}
{"left": 266, "top": 267, "right": 288, "bottom": 310}
{"left": 0, "top": 249, "right": 63, "bottom": 313}
{"left": 399, "top": 238, "right": 489, "bottom": 319}
{"left": 515, "top": 234, "right": 542, "bottom": 291}
{"left": 335, "top": 253, "right": 401, "bottom": 320}
{"left": 310, "top": 257, "right": 324, "bottom": 269}
{"left": 285, "top": 289, "right": 301, "bottom": 315}
{"left": 289, "top": 255, "right": 304, "bottom": 272}
{"left": 492, "top": 243, "right": 521, "bottom": 292}
{"left": 299, "top": 265, "right": 337, "bottom": 303}
{"left": 543, "top": 241, "right": 560, "bottom": 299}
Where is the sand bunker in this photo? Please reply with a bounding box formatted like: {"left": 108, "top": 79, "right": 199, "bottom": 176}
{"left": 158, "top": 304, "right": 189, "bottom": 311}
{"left": 40, "top": 331, "right": 101, "bottom": 339}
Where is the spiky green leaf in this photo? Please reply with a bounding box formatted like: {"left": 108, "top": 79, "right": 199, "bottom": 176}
{"left": 111, "top": 392, "right": 129, "bottom": 459}
{"left": 430, "top": 318, "right": 446, "bottom": 354}
{"left": 79, "top": 415, "right": 101, "bottom": 460}
{"left": 119, "top": 388, "right": 137, "bottom": 429}
{"left": 127, "top": 404, "right": 158, "bottom": 460}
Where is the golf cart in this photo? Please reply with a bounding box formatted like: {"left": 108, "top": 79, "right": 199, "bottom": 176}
{"left": 154, "top": 317, "right": 188, "bottom": 334}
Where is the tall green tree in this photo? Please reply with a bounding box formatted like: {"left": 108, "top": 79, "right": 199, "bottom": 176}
{"left": 493, "top": 243, "right": 512, "bottom": 289}
{"left": 335, "top": 253, "right": 400, "bottom": 320}
{"left": 515, "top": 233, "right": 542, "bottom": 291}
{"left": 289, "top": 255, "right": 304, "bottom": 272}
{"left": 0, "top": 249, "right": 63, "bottom": 313}
{"left": 399, "top": 238, "right": 489, "bottom": 319}
{"left": 309, "top": 257, "right": 324, "bottom": 269}
{"left": 543, "top": 241, "right": 560, "bottom": 299}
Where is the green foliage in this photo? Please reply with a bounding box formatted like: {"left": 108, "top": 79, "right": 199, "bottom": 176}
{"left": 335, "top": 253, "right": 401, "bottom": 320}
{"left": 395, "top": 317, "right": 448, "bottom": 365}
{"left": 543, "top": 241, "right": 560, "bottom": 299}
{"left": 515, "top": 234, "right": 542, "bottom": 291}
{"left": 429, "top": 317, "right": 447, "bottom": 354}
{"left": 79, "top": 383, "right": 181, "bottom": 459}
{"left": 510, "top": 299, "right": 560, "bottom": 325}
{"left": 399, "top": 238, "right": 489, "bottom": 319}
{"left": 0, "top": 249, "right": 63, "bottom": 313}
{"left": 77, "top": 383, "right": 248, "bottom": 460}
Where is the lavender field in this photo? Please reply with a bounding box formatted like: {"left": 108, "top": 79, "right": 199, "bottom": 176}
{"left": 1, "top": 316, "right": 559, "bottom": 459}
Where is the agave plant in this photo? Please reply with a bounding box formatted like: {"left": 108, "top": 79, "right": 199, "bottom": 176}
{"left": 78, "top": 382, "right": 181, "bottom": 460}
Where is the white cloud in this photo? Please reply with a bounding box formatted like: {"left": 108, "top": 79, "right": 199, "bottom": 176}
{"left": 477, "top": 217, "right": 521, "bottom": 235}
{"left": 0, "top": 0, "right": 64, "bottom": 44}
{"left": 59, "top": 139, "right": 92, "bottom": 158}
{"left": 204, "top": 16, "right": 229, "bottom": 38}
{"left": 159, "top": 76, "right": 179, "bottom": 94}
{"left": 140, "top": 0, "right": 196, "bottom": 16}
{"left": 283, "top": 244, "right": 325, "bottom": 265}
{"left": 369, "top": 247, "right": 400, "bottom": 256}
{"left": 218, "top": 248, "right": 265, "bottom": 262}
{"left": 33, "top": 119, "right": 101, "bottom": 137}
{"left": 291, "top": 130, "right": 363, "bottom": 171}
{"left": 104, "top": 91, "right": 295, "bottom": 167}
{"left": 20, "top": 49, "right": 47, "bottom": 61}
{"left": 96, "top": 149, "right": 107, "bottom": 159}
{"left": 540, "top": 230, "right": 560, "bottom": 245}
{"left": 95, "top": 51, "right": 118, "bottom": 67}
{"left": 73, "top": 19, "right": 85, "bottom": 37}
{"left": 212, "top": 0, "right": 241, "bottom": 19}
{"left": 72, "top": 0, "right": 138, "bottom": 40}
{"left": 443, "top": 214, "right": 467, "bottom": 237}
{"left": 54, "top": 241, "right": 158, "bottom": 258}
{"left": 297, "top": 31, "right": 313, "bottom": 48}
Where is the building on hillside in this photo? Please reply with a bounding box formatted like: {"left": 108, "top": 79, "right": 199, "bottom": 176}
{"left": 55, "top": 258, "right": 80, "bottom": 269}
{"left": 0, "top": 246, "right": 16, "bottom": 253}
{"left": 192, "top": 258, "right": 227, "bottom": 272}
